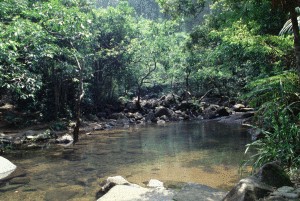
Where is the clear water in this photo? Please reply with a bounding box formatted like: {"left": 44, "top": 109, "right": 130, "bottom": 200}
{"left": 0, "top": 121, "right": 251, "bottom": 201}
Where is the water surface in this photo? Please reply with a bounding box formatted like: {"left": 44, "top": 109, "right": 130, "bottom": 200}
{"left": 0, "top": 121, "right": 251, "bottom": 201}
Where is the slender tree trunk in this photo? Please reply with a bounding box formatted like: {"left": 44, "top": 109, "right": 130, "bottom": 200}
{"left": 185, "top": 68, "right": 191, "bottom": 100}
{"left": 73, "top": 56, "right": 84, "bottom": 144}
{"left": 52, "top": 66, "right": 59, "bottom": 119}
{"left": 289, "top": 6, "right": 300, "bottom": 77}
{"left": 136, "top": 85, "right": 142, "bottom": 110}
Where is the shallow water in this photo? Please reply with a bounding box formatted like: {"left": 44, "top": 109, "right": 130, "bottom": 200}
{"left": 0, "top": 121, "right": 251, "bottom": 201}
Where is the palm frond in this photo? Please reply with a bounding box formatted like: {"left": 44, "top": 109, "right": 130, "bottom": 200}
{"left": 279, "top": 16, "right": 300, "bottom": 35}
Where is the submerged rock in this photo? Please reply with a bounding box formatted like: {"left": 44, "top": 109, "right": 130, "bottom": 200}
{"left": 44, "top": 185, "right": 84, "bottom": 201}
{"left": 173, "top": 183, "right": 227, "bottom": 201}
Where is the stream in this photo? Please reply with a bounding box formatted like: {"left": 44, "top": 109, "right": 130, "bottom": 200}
{"left": 0, "top": 121, "right": 251, "bottom": 201}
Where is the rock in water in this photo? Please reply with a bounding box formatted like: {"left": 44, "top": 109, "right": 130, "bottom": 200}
{"left": 0, "top": 156, "right": 17, "bottom": 180}
{"left": 147, "top": 179, "right": 164, "bottom": 189}
{"left": 101, "top": 176, "right": 130, "bottom": 192}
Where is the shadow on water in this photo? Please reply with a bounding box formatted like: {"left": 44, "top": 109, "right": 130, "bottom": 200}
{"left": 0, "top": 121, "right": 251, "bottom": 200}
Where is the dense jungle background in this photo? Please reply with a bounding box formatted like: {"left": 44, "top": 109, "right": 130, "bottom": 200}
{"left": 1, "top": 0, "right": 300, "bottom": 173}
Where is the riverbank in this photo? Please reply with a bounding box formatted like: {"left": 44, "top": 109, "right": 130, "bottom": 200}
{"left": 0, "top": 94, "right": 255, "bottom": 150}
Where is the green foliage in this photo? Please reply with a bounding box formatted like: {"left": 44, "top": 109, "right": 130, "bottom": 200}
{"left": 50, "top": 121, "right": 68, "bottom": 131}
{"left": 245, "top": 107, "right": 300, "bottom": 172}
{"left": 245, "top": 72, "right": 299, "bottom": 107}
{"left": 156, "top": 0, "right": 205, "bottom": 18}
{"left": 243, "top": 71, "right": 300, "bottom": 173}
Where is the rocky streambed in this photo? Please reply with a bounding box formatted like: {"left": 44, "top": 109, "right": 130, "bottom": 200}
{"left": 0, "top": 94, "right": 255, "bottom": 150}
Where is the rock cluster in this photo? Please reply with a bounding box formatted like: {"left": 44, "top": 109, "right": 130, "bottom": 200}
{"left": 89, "top": 94, "right": 254, "bottom": 127}
{"left": 0, "top": 94, "right": 254, "bottom": 150}
{"left": 223, "top": 162, "right": 299, "bottom": 201}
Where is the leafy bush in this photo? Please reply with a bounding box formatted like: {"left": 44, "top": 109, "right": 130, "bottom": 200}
{"left": 50, "top": 121, "right": 68, "bottom": 131}
{"left": 244, "top": 72, "right": 300, "bottom": 173}
{"left": 245, "top": 107, "right": 300, "bottom": 172}
{"left": 244, "top": 71, "right": 300, "bottom": 129}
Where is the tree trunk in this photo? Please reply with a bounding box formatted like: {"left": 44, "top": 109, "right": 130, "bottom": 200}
{"left": 73, "top": 56, "right": 84, "bottom": 144}
{"left": 289, "top": 5, "right": 300, "bottom": 77}
{"left": 136, "top": 85, "right": 142, "bottom": 110}
{"left": 185, "top": 68, "right": 191, "bottom": 100}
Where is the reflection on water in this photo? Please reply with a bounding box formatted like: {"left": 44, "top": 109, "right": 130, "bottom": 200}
{"left": 0, "top": 121, "right": 251, "bottom": 201}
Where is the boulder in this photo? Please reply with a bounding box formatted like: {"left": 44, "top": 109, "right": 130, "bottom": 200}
{"left": 223, "top": 162, "right": 293, "bottom": 201}
{"left": 110, "top": 113, "right": 126, "bottom": 120}
{"left": 270, "top": 186, "right": 300, "bottom": 200}
{"left": 232, "top": 104, "right": 246, "bottom": 112}
{"left": 202, "top": 104, "right": 220, "bottom": 119}
{"left": 24, "top": 129, "right": 52, "bottom": 141}
{"left": 176, "top": 101, "right": 194, "bottom": 111}
{"left": 155, "top": 106, "right": 172, "bottom": 118}
{"left": 217, "top": 107, "right": 231, "bottom": 117}
{"left": 98, "top": 177, "right": 174, "bottom": 201}
{"left": 157, "top": 120, "right": 166, "bottom": 125}
{"left": 239, "top": 108, "right": 254, "bottom": 112}
{"left": 125, "top": 102, "right": 138, "bottom": 112}
{"left": 222, "top": 177, "right": 273, "bottom": 201}
{"left": 147, "top": 179, "right": 164, "bottom": 189}
{"left": 0, "top": 133, "right": 12, "bottom": 148}
{"left": 161, "top": 93, "right": 179, "bottom": 107}
{"left": 56, "top": 134, "right": 73, "bottom": 144}
{"left": 100, "top": 176, "right": 131, "bottom": 193}
{"left": 98, "top": 184, "right": 174, "bottom": 201}
{"left": 160, "top": 115, "right": 169, "bottom": 121}
{"left": 254, "top": 162, "right": 293, "bottom": 188}
{"left": 133, "top": 112, "right": 143, "bottom": 120}
{"left": 0, "top": 156, "right": 17, "bottom": 180}
{"left": 143, "top": 99, "right": 160, "bottom": 109}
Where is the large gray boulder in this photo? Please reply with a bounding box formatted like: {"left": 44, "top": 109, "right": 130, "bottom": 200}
{"left": 98, "top": 184, "right": 174, "bottom": 201}
{"left": 222, "top": 177, "right": 273, "bottom": 201}
{"left": 254, "top": 162, "right": 292, "bottom": 188}
{"left": 100, "top": 176, "right": 131, "bottom": 193}
{"left": 0, "top": 156, "right": 17, "bottom": 180}
{"left": 98, "top": 176, "right": 174, "bottom": 201}
{"left": 223, "top": 162, "right": 293, "bottom": 201}
{"left": 155, "top": 106, "right": 172, "bottom": 118}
